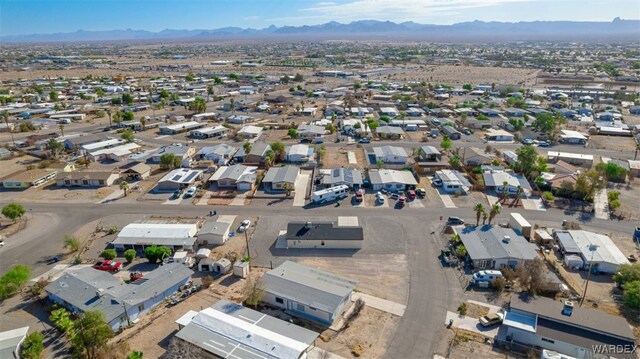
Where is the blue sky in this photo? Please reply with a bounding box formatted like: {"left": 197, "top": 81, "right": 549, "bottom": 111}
{"left": 1, "top": 0, "right": 639, "bottom": 36}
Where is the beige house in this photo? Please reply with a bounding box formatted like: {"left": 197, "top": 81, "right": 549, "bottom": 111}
{"left": 57, "top": 172, "right": 120, "bottom": 187}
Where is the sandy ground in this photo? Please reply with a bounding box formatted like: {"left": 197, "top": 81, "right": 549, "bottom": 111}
{"left": 589, "top": 135, "right": 638, "bottom": 153}
{"left": 16, "top": 183, "right": 115, "bottom": 202}
{"left": 322, "top": 146, "right": 366, "bottom": 169}
{"left": 388, "top": 65, "right": 538, "bottom": 87}
{"left": 613, "top": 182, "right": 640, "bottom": 221}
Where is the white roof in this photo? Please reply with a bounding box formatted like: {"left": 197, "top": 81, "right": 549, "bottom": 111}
{"left": 369, "top": 169, "right": 417, "bottom": 186}
{"left": 566, "top": 230, "right": 629, "bottom": 266}
{"left": 548, "top": 151, "right": 593, "bottom": 161}
{"left": 192, "top": 126, "right": 227, "bottom": 135}
{"left": 486, "top": 128, "right": 514, "bottom": 137}
{"left": 118, "top": 223, "right": 198, "bottom": 239}
{"left": 560, "top": 130, "right": 588, "bottom": 140}
{"left": 82, "top": 138, "right": 124, "bottom": 152}
{"left": 159, "top": 168, "right": 202, "bottom": 184}
{"left": 287, "top": 144, "right": 309, "bottom": 156}
{"left": 238, "top": 125, "right": 263, "bottom": 135}
{"left": 89, "top": 143, "right": 140, "bottom": 157}
{"left": 162, "top": 121, "right": 201, "bottom": 131}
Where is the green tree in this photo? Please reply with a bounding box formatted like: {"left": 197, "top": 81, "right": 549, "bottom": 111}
{"left": 243, "top": 278, "right": 264, "bottom": 309}
{"left": 462, "top": 84, "right": 473, "bottom": 91}
{"left": 49, "top": 91, "right": 59, "bottom": 101}
{"left": 376, "top": 159, "right": 384, "bottom": 169}
{"left": 64, "top": 235, "right": 81, "bottom": 253}
{"left": 20, "top": 331, "right": 44, "bottom": 359}
{"left": 159, "top": 153, "right": 181, "bottom": 170}
{"left": 213, "top": 76, "right": 223, "bottom": 84}
{"left": 95, "top": 88, "right": 105, "bottom": 98}
{"left": 379, "top": 115, "right": 390, "bottom": 123}
{"left": 242, "top": 141, "right": 252, "bottom": 155}
{"left": 613, "top": 263, "right": 640, "bottom": 285}
{"left": 207, "top": 86, "right": 214, "bottom": 101}
{"left": 366, "top": 119, "right": 379, "bottom": 132}
{"left": 46, "top": 138, "right": 64, "bottom": 157}
{"left": 50, "top": 308, "right": 74, "bottom": 333}
{"left": 100, "top": 249, "right": 117, "bottom": 260}
{"left": 127, "top": 351, "right": 144, "bottom": 359}
{"left": 111, "top": 97, "right": 122, "bottom": 106}
{"left": 2, "top": 202, "right": 26, "bottom": 222}
{"left": 508, "top": 118, "right": 524, "bottom": 131}
{"left": 622, "top": 280, "right": 640, "bottom": 309}
{"left": 454, "top": 245, "right": 468, "bottom": 258}
{"left": 287, "top": 128, "right": 298, "bottom": 138}
{"left": 144, "top": 246, "right": 172, "bottom": 263}
{"left": 281, "top": 75, "right": 290, "bottom": 84}
{"left": 515, "top": 145, "right": 539, "bottom": 179}
{"left": 122, "top": 93, "right": 134, "bottom": 105}
{"left": 488, "top": 204, "right": 501, "bottom": 225}
{"left": 531, "top": 112, "right": 566, "bottom": 142}
{"left": 440, "top": 135, "right": 452, "bottom": 152}
{"left": 122, "top": 111, "right": 135, "bottom": 122}
{"left": 597, "top": 162, "right": 627, "bottom": 182}
{"left": 120, "top": 180, "right": 130, "bottom": 196}
{"left": 71, "top": 310, "right": 114, "bottom": 359}
{"left": 473, "top": 203, "right": 485, "bottom": 226}
{"left": 0, "top": 264, "right": 31, "bottom": 299}
{"left": 185, "top": 72, "right": 195, "bottom": 81}
{"left": 189, "top": 97, "right": 207, "bottom": 114}
{"left": 449, "top": 154, "right": 461, "bottom": 168}
{"left": 121, "top": 129, "right": 135, "bottom": 143}
{"left": 270, "top": 141, "right": 285, "bottom": 162}
{"left": 283, "top": 182, "right": 294, "bottom": 197}
{"left": 293, "top": 73, "right": 304, "bottom": 82}
{"left": 124, "top": 249, "right": 137, "bottom": 263}
{"left": 159, "top": 89, "right": 170, "bottom": 99}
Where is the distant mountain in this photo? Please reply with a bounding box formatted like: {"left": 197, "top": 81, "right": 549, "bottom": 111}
{"left": 2, "top": 18, "right": 639, "bottom": 43}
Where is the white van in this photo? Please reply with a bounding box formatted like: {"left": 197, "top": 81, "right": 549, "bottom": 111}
{"left": 471, "top": 270, "right": 503, "bottom": 284}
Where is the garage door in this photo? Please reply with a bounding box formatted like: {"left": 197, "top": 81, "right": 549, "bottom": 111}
{"left": 238, "top": 182, "right": 252, "bottom": 191}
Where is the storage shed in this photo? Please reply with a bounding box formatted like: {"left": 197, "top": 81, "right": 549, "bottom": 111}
{"left": 213, "top": 258, "right": 232, "bottom": 274}
{"left": 233, "top": 261, "right": 250, "bottom": 278}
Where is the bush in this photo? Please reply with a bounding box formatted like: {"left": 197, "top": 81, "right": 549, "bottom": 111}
{"left": 20, "top": 332, "right": 44, "bottom": 359}
{"left": 542, "top": 191, "right": 555, "bottom": 201}
{"left": 100, "top": 249, "right": 117, "bottom": 260}
{"left": 144, "top": 246, "right": 172, "bottom": 264}
{"left": 0, "top": 264, "right": 31, "bottom": 299}
{"left": 623, "top": 280, "right": 640, "bottom": 309}
{"left": 124, "top": 249, "right": 136, "bottom": 263}
{"left": 457, "top": 303, "right": 468, "bottom": 315}
{"left": 107, "top": 226, "right": 118, "bottom": 235}
{"left": 2, "top": 202, "right": 26, "bottom": 222}
{"left": 491, "top": 277, "right": 506, "bottom": 292}
{"left": 73, "top": 256, "right": 83, "bottom": 265}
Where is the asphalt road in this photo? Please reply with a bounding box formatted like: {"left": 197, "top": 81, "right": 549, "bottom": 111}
{"left": 0, "top": 198, "right": 635, "bottom": 359}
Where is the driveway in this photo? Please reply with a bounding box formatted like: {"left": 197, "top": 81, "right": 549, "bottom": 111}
{"left": 293, "top": 171, "right": 310, "bottom": 207}
{"left": 594, "top": 188, "right": 609, "bottom": 219}
{"left": 444, "top": 311, "right": 501, "bottom": 338}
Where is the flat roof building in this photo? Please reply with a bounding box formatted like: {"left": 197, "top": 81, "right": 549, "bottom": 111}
{"left": 112, "top": 222, "right": 199, "bottom": 251}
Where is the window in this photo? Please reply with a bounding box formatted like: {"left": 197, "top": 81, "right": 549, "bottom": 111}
{"left": 99, "top": 180, "right": 104, "bottom": 185}
{"left": 275, "top": 297, "right": 284, "bottom": 304}
{"left": 296, "top": 304, "right": 305, "bottom": 312}
{"left": 138, "top": 304, "right": 145, "bottom": 312}
{"left": 321, "top": 241, "right": 325, "bottom": 246}
{"left": 541, "top": 338, "right": 555, "bottom": 344}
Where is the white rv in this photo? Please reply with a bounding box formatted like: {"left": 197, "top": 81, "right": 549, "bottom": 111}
{"left": 312, "top": 185, "right": 350, "bottom": 203}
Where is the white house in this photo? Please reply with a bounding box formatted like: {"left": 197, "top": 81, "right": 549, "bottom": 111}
{"left": 372, "top": 146, "right": 408, "bottom": 164}
{"left": 434, "top": 170, "right": 471, "bottom": 194}
{"left": 189, "top": 126, "right": 228, "bottom": 139}
{"left": 197, "top": 220, "right": 233, "bottom": 245}
{"left": 156, "top": 168, "right": 202, "bottom": 191}
{"left": 368, "top": 169, "right": 418, "bottom": 192}
{"left": 159, "top": 121, "right": 204, "bottom": 135}
{"left": 285, "top": 144, "right": 314, "bottom": 163}
{"left": 485, "top": 128, "right": 515, "bottom": 142}
{"left": 113, "top": 222, "right": 199, "bottom": 251}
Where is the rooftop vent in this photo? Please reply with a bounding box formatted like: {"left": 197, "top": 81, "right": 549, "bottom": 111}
{"left": 562, "top": 300, "right": 574, "bottom": 316}
{"left": 502, "top": 236, "right": 511, "bottom": 243}
{"left": 96, "top": 288, "right": 105, "bottom": 298}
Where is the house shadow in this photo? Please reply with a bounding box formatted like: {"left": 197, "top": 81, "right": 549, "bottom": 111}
{"left": 267, "top": 238, "right": 360, "bottom": 259}
{"left": 157, "top": 329, "right": 179, "bottom": 351}
{"left": 219, "top": 275, "right": 241, "bottom": 287}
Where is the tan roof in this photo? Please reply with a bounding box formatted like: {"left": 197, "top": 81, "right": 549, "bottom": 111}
{"left": 120, "top": 162, "right": 151, "bottom": 174}
{"left": 58, "top": 172, "right": 117, "bottom": 181}
{"left": 1, "top": 168, "right": 56, "bottom": 182}
{"left": 553, "top": 160, "right": 577, "bottom": 173}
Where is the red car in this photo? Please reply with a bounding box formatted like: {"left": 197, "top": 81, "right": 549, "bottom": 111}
{"left": 397, "top": 195, "right": 407, "bottom": 208}
{"left": 93, "top": 260, "right": 123, "bottom": 272}
{"left": 129, "top": 272, "right": 143, "bottom": 281}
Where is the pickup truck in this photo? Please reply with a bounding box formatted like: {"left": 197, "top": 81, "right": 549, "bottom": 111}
{"left": 93, "top": 260, "right": 123, "bottom": 272}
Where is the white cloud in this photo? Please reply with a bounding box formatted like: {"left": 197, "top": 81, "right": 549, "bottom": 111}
{"left": 299, "top": 0, "right": 532, "bottom": 22}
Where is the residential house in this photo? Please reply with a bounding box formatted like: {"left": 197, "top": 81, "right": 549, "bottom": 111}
{"left": 441, "top": 125, "right": 462, "bottom": 140}
{"left": 236, "top": 143, "right": 271, "bottom": 164}
{"left": 174, "top": 299, "right": 319, "bottom": 359}
{"left": 112, "top": 222, "right": 199, "bottom": 251}
{"left": 317, "top": 168, "right": 363, "bottom": 189}
{"left": 547, "top": 152, "right": 593, "bottom": 167}
{"left": 379, "top": 107, "right": 399, "bottom": 117}
{"left": 628, "top": 160, "right": 640, "bottom": 177}
{"left": 285, "top": 144, "right": 314, "bottom": 163}
{"left": 159, "top": 121, "right": 204, "bottom": 135}
{"left": 478, "top": 108, "right": 502, "bottom": 117}
{"left": 500, "top": 296, "right": 636, "bottom": 359}
{"left": 504, "top": 108, "right": 528, "bottom": 117}
{"left": 87, "top": 143, "right": 141, "bottom": 162}
{"left": 208, "top": 164, "right": 257, "bottom": 191}
{"left": 237, "top": 125, "right": 263, "bottom": 139}
{"left": 285, "top": 217, "right": 364, "bottom": 249}
{"left": 376, "top": 125, "right": 405, "bottom": 139}
{"left": 434, "top": 170, "right": 471, "bottom": 194}
{"left": 56, "top": 172, "right": 120, "bottom": 187}
{"left": 559, "top": 130, "right": 589, "bottom": 144}
{"left": 197, "top": 219, "right": 232, "bottom": 245}
{"left": 369, "top": 169, "right": 418, "bottom": 192}
{"left": 554, "top": 230, "right": 630, "bottom": 274}
{"left": 463, "top": 147, "right": 494, "bottom": 166}
{"left": 483, "top": 169, "right": 532, "bottom": 195}
{"left": 45, "top": 264, "right": 193, "bottom": 331}
{"left": 297, "top": 124, "right": 326, "bottom": 141}
{"left": 485, "top": 128, "right": 515, "bottom": 142}
{"left": 63, "top": 134, "right": 110, "bottom": 150}
{"left": 416, "top": 146, "right": 448, "bottom": 173}
{"left": 227, "top": 115, "right": 254, "bottom": 124}
{"left": 1, "top": 168, "right": 57, "bottom": 189}
{"left": 502, "top": 150, "right": 518, "bottom": 165}
{"left": 195, "top": 144, "right": 236, "bottom": 165}
{"left": 0, "top": 326, "right": 29, "bottom": 359}
{"left": 119, "top": 162, "right": 151, "bottom": 181}
{"left": 372, "top": 146, "right": 408, "bottom": 164}
{"left": 156, "top": 168, "right": 203, "bottom": 191}
{"left": 189, "top": 126, "right": 228, "bottom": 139}
{"left": 550, "top": 160, "right": 577, "bottom": 175}
{"left": 457, "top": 225, "right": 539, "bottom": 269}
{"left": 262, "top": 166, "right": 299, "bottom": 192}
{"left": 149, "top": 145, "right": 196, "bottom": 167}
{"left": 301, "top": 108, "right": 317, "bottom": 116}
{"left": 263, "top": 261, "right": 357, "bottom": 326}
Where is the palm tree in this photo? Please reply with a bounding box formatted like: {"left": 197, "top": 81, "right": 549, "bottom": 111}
{"left": 412, "top": 147, "right": 426, "bottom": 159}
{"left": 482, "top": 212, "right": 488, "bottom": 225}
{"left": 488, "top": 204, "right": 501, "bottom": 225}
{"left": 59, "top": 124, "right": 65, "bottom": 137}
{"left": 283, "top": 182, "right": 294, "bottom": 197}
{"left": 473, "top": 203, "right": 486, "bottom": 226}
{"left": 140, "top": 117, "right": 147, "bottom": 131}
{"left": 376, "top": 159, "right": 384, "bottom": 169}
{"left": 511, "top": 185, "right": 523, "bottom": 207}
{"left": 635, "top": 143, "right": 640, "bottom": 160}
{"left": 207, "top": 86, "right": 214, "bottom": 102}
{"left": 120, "top": 181, "right": 130, "bottom": 197}
{"left": 230, "top": 98, "right": 235, "bottom": 115}
{"left": 243, "top": 141, "right": 252, "bottom": 155}
{"left": 500, "top": 181, "right": 509, "bottom": 203}
{"left": 264, "top": 155, "right": 274, "bottom": 170}
{"left": 107, "top": 108, "right": 113, "bottom": 128}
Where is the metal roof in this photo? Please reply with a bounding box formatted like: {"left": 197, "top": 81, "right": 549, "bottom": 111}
{"left": 158, "top": 168, "right": 202, "bottom": 185}
{"left": 175, "top": 300, "right": 318, "bottom": 359}
{"left": 263, "top": 166, "right": 299, "bottom": 184}
{"left": 459, "top": 226, "right": 538, "bottom": 262}
{"left": 286, "top": 221, "right": 363, "bottom": 241}
{"left": 113, "top": 223, "right": 198, "bottom": 246}
{"left": 199, "top": 220, "right": 232, "bottom": 236}
{"left": 320, "top": 168, "right": 363, "bottom": 186}
{"left": 264, "top": 261, "right": 357, "bottom": 315}
{"left": 556, "top": 230, "right": 629, "bottom": 267}
{"left": 373, "top": 145, "right": 408, "bottom": 158}
{"left": 368, "top": 169, "right": 418, "bottom": 186}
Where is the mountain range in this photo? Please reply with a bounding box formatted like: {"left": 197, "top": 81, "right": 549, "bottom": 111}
{"left": 2, "top": 18, "right": 639, "bottom": 43}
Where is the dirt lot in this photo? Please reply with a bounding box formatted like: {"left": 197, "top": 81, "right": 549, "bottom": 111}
{"left": 447, "top": 329, "right": 523, "bottom": 359}
{"left": 322, "top": 146, "right": 367, "bottom": 169}
{"left": 17, "top": 183, "right": 115, "bottom": 202}
{"left": 451, "top": 191, "right": 488, "bottom": 208}
{"left": 263, "top": 129, "right": 293, "bottom": 143}
{"left": 388, "top": 65, "right": 538, "bottom": 87}
{"left": 589, "top": 135, "right": 638, "bottom": 153}
{"left": 609, "top": 182, "right": 640, "bottom": 221}
{"left": 404, "top": 129, "right": 429, "bottom": 143}
{"left": 316, "top": 306, "right": 399, "bottom": 359}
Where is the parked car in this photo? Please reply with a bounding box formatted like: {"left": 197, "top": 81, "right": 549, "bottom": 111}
{"left": 358, "top": 138, "right": 371, "bottom": 144}
{"left": 407, "top": 189, "right": 416, "bottom": 200}
{"left": 184, "top": 186, "right": 197, "bottom": 198}
{"left": 376, "top": 195, "right": 385, "bottom": 204}
{"left": 416, "top": 188, "right": 426, "bottom": 198}
{"left": 390, "top": 193, "right": 399, "bottom": 200}
{"left": 446, "top": 216, "right": 465, "bottom": 226}
{"left": 432, "top": 178, "right": 443, "bottom": 187}
{"left": 171, "top": 189, "right": 182, "bottom": 199}
{"left": 479, "top": 312, "right": 504, "bottom": 327}
{"left": 397, "top": 195, "right": 407, "bottom": 208}
{"left": 0, "top": 240, "right": 4, "bottom": 248}
{"left": 471, "top": 270, "right": 503, "bottom": 284}
{"left": 521, "top": 138, "right": 534, "bottom": 145}
{"left": 354, "top": 190, "right": 364, "bottom": 203}
{"left": 47, "top": 256, "right": 61, "bottom": 265}
{"left": 130, "top": 272, "right": 143, "bottom": 281}
{"left": 238, "top": 219, "right": 251, "bottom": 232}
{"left": 93, "top": 260, "right": 123, "bottom": 272}
{"left": 462, "top": 128, "right": 472, "bottom": 135}
{"left": 538, "top": 141, "right": 550, "bottom": 147}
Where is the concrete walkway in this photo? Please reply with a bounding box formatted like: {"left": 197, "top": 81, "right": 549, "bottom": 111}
{"left": 444, "top": 311, "right": 500, "bottom": 338}
{"left": 98, "top": 189, "right": 123, "bottom": 203}
{"left": 230, "top": 193, "right": 247, "bottom": 206}
{"left": 439, "top": 194, "right": 456, "bottom": 208}
{"left": 293, "top": 173, "right": 310, "bottom": 207}
{"left": 352, "top": 292, "right": 406, "bottom": 317}
{"left": 594, "top": 188, "right": 609, "bottom": 219}
{"left": 308, "top": 347, "right": 347, "bottom": 359}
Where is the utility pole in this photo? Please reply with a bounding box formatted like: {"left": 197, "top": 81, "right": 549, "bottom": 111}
{"left": 244, "top": 228, "right": 251, "bottom": 259}
{"left": 579, "top": 244, "right": 599, "bottom": 307}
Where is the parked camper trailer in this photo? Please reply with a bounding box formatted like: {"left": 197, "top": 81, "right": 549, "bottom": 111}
{"left": 312, "top": 185, "right": 350, "bottom": 203}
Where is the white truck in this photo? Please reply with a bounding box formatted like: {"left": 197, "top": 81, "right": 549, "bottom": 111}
{"left": 311, "top": 185, "right": 350, "bottom": 204}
